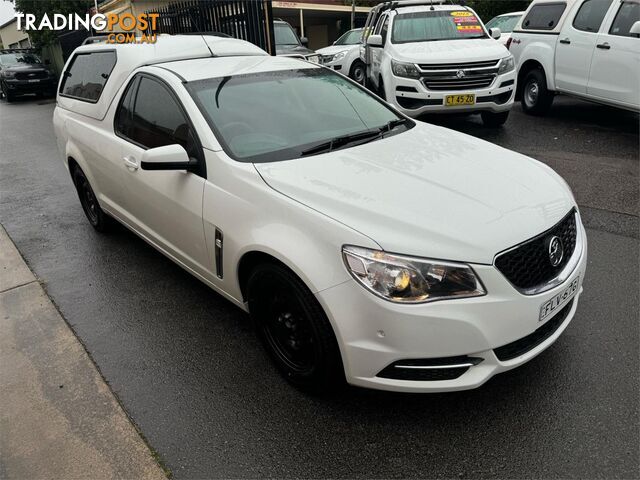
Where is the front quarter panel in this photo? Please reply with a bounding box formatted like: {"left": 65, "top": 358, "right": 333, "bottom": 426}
{"left": 201, "top": 151, "right": 381, "bottom": 307}
{"left": 513, "top": 34, "right": 558, "bottom": 90}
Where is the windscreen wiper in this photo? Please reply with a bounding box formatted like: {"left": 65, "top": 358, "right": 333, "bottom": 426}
{"left": 300, "top": 118, "right": 410, "bottom": 157}
{"left": 378, "top": 118, "right": 410, "bottom": 133}
{"left": 300, "top": 129, "right": 383, "bottom": 156}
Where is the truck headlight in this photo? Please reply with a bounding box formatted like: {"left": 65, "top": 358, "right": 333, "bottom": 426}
{"left": 498, "top": 55, "right": 515, "bottom": 75}
{"left": 391, "top": 60, "right": 420, "bottom": 79}
{"left": 342, "top": 246, "right": 486, "bottom": 303}
{"left": 2, "top": 71, "right": 16, "bottom": 79}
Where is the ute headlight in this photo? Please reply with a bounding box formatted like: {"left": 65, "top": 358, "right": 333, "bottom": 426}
{"left": 391, "top": 59, "right": 420, "bottom": 79}
{"left": 498, "top": 55, "right": 515, "bottom": 75}
{"left": 330, "top": 51, "right": 347, "bottom": 62}
{"left": 342, "top": 246, "right": 486, "bottom": 303}
{"left": 2, "top": 71, "right": 16, "bottom": 79}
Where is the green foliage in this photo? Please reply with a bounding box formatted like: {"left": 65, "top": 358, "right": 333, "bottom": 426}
{"left": 13, "top": 0, "right": 93, "bottom": 48}
{"left": 465, "top": 0, "right": 531, "bottom": 21}
{"left": 343, "top": 0, "right": 531, "bottom": 21}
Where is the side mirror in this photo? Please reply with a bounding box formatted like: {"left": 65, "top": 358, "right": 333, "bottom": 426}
{"left": 630, "top": 20, "right": 640, "bottom": 36}
{"left": 140, "top": 144, "right": 194, "bottom": 171}
{"left": 367, "top": 34, "right": 383, "bottom": 47}
{"left": 300, "top": 36, "right": 308, "bottom": 46}
{"left": 489, "top": 27, "right": 501, "bottom": 39}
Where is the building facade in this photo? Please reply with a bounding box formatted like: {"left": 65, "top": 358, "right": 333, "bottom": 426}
{"left": 0, "top": 18, "right": 31, "bottom": 49}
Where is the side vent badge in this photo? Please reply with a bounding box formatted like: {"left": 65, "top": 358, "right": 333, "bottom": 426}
{"left": 215, "top": 228, "right": 223, "bottom": 279}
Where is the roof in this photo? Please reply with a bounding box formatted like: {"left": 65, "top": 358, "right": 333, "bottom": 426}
{"left": 0, "top": 17, "right": 17, "bottom": 30}
{"left": 158, "top": 55, "right": 318, "bottom": 82}
{"left": 57, "top": 35, "right": 269, "bottom": 121}
{"left": 497, "top": 11, "right": 526, "bottom": 16}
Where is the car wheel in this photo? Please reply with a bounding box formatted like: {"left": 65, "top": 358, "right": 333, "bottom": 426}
{"left": 247, "top": 263, "right": 344, "bottom": 393}
{"left": 481, "top": 111, "right": 510, "bottom": 127}
{"left": 378, "top": 77, "right": 386, "bottom": 101}
{"left": 350, "top": 60, "right": 366, "bottom": 85}
{"left": 2, "top": 82, "right": 14, "bottom": 102}
{"left": 72, "top": 167, "right": 111, "bottom": 232}
{"left": 521, "top": 68, "right": 553, "bottom": 115}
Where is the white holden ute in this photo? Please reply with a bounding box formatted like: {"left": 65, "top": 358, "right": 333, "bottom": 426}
{"left": 54, "top": 34, "right": 587, "bottom": 393}
{"left": 361, "top": 0, "right": 517, "bottom": 126}
{"left": 509, "top": 0, "right": 640, "bottom": 114}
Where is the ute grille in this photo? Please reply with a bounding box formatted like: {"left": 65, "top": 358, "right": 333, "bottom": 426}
{"left": 495, "top": 210, "right": 577, "bottom": 292}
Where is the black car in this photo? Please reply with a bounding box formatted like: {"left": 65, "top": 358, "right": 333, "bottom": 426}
{"left": 274, "top": 20, "right": 318, "bottom": 61}
{"left": 0, "top": 49, "right": 57, "bottom": 102}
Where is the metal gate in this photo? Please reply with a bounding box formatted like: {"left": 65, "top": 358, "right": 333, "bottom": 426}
{"left": 145, "top": 0, "right": 276, "bottom": 55}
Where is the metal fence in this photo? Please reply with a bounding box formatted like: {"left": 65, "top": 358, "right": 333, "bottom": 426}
{"left": 145, "top": 0, "right": 276, "bottom": 55}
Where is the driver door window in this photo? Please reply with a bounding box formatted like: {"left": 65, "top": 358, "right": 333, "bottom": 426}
{"left": 126, "top": 76, "right": 199, "bottom": 159}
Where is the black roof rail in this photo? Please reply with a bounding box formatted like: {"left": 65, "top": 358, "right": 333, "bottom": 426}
{"left": 81, "top": 36, "right": 110, "bottom": 45}
{"left": 179, "top": 31, "right": 232, "bottom": 38}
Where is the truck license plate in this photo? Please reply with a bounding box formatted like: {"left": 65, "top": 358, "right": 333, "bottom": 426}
{"left": 445, "top": 94, "right": 475, "bottom": 106}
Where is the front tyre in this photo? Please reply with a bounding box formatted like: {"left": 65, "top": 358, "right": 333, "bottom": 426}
{"left": 481, "top": 110, "right": 510, "bottom": 127}
{"left": 521, "top": 68, "right": 554, "bottom": 115}
{"left": 377, "top": 77, "right": 386, "bottom": 101}
{"left": 247, "top": 263, "right": 344, "bottom": 393}
{"left": 72, "top": 167, "right": 111, "bottom": 232}
{"left": 349, "top": 60, "right": 366, "bottom": 85}
{"left": 2, "top": 82, "right": 14, "bottom": 102}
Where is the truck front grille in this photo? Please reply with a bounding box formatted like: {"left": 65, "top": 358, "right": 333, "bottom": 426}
{"left": 418, "top": 59, "right": 500, "bottom": 91}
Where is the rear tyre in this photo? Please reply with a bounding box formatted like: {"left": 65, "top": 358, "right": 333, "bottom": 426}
{"left": 481, "top": 110, "right": 510, "bottom": 127}
{"left": 72, "top": 167, "right": 111, "bottom": 233}
{"left": 521, "top": 68, "right": 554, "bottom": 115}
{"left": 247, "top": 263, "right": 344, "bottom": 393}
{"left": 349, "top": 60, "right": 366, "bottom": 85}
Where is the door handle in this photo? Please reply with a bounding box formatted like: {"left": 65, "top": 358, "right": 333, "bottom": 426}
{"left": 596, "top": 42, "right": 611, "bottom": 49}
{"left": 559, "top": 37, "right": 571, "bottom": 44}
{"left": 123, "top": 155, "right": 138, "bottom": 170}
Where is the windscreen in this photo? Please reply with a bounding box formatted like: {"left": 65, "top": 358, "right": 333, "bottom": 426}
{"left": 335, "top": 29, "right": 363, "bottom": 45}
{"left": 0, "top": 53, "right": 42, "bottom": 66}
{"left": 392, "top": 10, "right": 487, "bottom": 43}
{"left": 485, "top": 14, "right": 522, "bottom": 33}
{"left": 186, "top": 68, "right": 405, "bottom": 163}
{"left": 275, "top": 23, "right": 300, "bottom": 46}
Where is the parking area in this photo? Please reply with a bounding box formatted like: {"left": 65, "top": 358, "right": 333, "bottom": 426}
{"left": 0, "top": 95, "right": 638, "bottom": 478}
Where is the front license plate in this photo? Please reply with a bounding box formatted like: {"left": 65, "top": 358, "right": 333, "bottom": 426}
{"left": 445, "top": 94, "right": 475, "bottom": 106}
{"left": 539, "top": 276, "right": 579, "bottom": 322}
{"left": 28, "top": 79, "right": 40, "bottom": 83}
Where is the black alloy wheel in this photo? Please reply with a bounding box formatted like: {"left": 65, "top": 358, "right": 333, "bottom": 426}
{"left": 1, "top": 82, "right": 14, "bottom": 102}
{"left": 72, "top": 167, "right": 111, "bottom": 232}
{"left": 247, "top": 263, "right": 344, "bottom": 392}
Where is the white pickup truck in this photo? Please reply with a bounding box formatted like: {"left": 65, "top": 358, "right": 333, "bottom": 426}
{"left": 360, "top": 0, "right": 516, "bottom": 127}
{"left": 509, "top": 0, "right": 640, "bottom": 114}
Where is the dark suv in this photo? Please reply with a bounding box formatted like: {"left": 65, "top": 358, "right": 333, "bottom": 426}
{"left": 274, "top": 20, "right": 318, "bottom": 61}
{"left": 0, "top": 49, "right": 57, "bottom": 102}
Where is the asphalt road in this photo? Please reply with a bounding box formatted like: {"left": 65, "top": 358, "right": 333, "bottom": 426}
{"left": 0, "top": 96, "right": 638, "bottom": 478}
